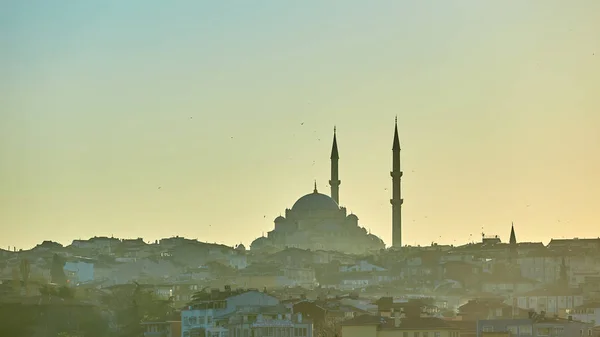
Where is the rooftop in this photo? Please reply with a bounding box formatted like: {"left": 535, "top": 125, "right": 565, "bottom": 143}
{"left": 342, "top": 315, "right": 460, "bottom": 330}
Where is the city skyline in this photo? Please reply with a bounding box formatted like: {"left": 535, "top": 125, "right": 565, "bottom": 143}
{"left": 2, "top": 1, "right": 600, "bottom": 250}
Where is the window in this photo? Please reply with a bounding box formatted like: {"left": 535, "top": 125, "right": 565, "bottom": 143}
{"left": 434, "top": 333, "right": 440, "bottom": 337}
{"left": 482, "top": 326, "right": 494, "bottom": 332}
{"left": 507, "top": 326, "right": 518, "bottom": 334}
{"left": 294, "top": 328, "right": 307, "bottom": 336}
{"left": 403, "top": 333, "right": 408, "bottom": 337}
{"left": 423, "top": 333, "right": 428, "bottom": 337}
{"left": 519, "top": 325, "right": 533, "bottom": 335}
{"left": 413, "top": 333, "right": 420, "bottom": 337}
{"left": 537, "top": 327, "right": 551, "bottom": 336}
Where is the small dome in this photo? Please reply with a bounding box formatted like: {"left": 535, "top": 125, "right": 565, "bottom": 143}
{"left": 235, "top": 244, "right": 246, "bottom": 251}
{"left": 292, "top": 192, "right": 339, "bottom": 212}
{"left": 250, "top": 236, "right": 271, "bottom": 250}
{"left": 368, "top": 234, "right": 384, "bottom": 243}
{"left": 347, "top": 214, "right": 359, "bottom": 221}
{"left": 274, "top": 216, "right": 286, "bottom": 223}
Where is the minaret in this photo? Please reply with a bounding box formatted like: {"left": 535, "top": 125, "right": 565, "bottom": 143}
{"left": 509, "top": 222, "right": 520, "bottom": 318}
{"left": 509, "top": 222, "right": 518, "bottom": 260}
{"left": 391, "top": 117, "right": 403, "bottom": 248}
{"left": 329, "top": 126, "right": 341, "bottom": 204}
{"left": 509, "top": 222, "right": 517, "bottom": 245}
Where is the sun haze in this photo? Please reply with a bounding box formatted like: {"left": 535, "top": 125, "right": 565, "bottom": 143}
{"left": 1, "top": 1, "right": 599, "bottom": 249}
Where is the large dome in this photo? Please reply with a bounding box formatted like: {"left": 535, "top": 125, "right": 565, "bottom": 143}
{"left": 292, "top": 191, "right": 339, "bottom": 212}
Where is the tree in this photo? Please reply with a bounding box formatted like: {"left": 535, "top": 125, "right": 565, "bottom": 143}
{"left": 3, "top": 284, "right": 109, "bottom": 337}
{"left": 58, "top": 286, "right": 76, "bottom": 299}
{"left": 315, "top": 317, "right": 342, "bottom": 337}
{"left": 559, "top": 257, "right": 568, "bottom": 288}
{"left": 11, "top": 266, "right": 21, "bottom": 294}
{"left": 51, "top": 254, "right": 67, "bottom": 285}
{"left": 104, "top": 283, "right": 174, "bottom": 337}
{"left": 20, "top": 259, "right": 30, "bottom": 295}
{"left": 39, "top": 284, "right": 58, "bottom": 297}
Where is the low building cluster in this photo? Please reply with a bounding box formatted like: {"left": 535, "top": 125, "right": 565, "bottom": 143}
{"left": 2, "top": 233, "right": 600, "bottom": 336}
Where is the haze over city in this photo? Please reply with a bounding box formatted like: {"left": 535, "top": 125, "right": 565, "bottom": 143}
{"left": 2, "top": 1, "right": 600, "bottom": 250}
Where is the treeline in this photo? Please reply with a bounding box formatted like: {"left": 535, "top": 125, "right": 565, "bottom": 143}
{"left": 1, "top": 283, "right": 175, "bottom": 337}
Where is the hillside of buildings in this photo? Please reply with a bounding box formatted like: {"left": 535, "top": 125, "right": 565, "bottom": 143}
{"left": 2, "top": 235, "right": 600, "bottom": 336}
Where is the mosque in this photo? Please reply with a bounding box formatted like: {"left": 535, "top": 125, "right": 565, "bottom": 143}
{"left": 250, "top": 120, "right": 404, "bottom": 254}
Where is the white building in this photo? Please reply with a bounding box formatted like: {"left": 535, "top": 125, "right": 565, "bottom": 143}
{"left": 567, "top": 302, "right": 600, "bottom": 325}
{"left": 228, "top": 307, "right": 312, "bottom": 337}
{"left": 63, "top": 260, "right": 94, "bottom": 284}
{"left": 228, "top": 254, "right": 248, "bottom": 270}
{"left": 339, "top": 260, "right": 386, "bottom": 273}
{"left": 516, "top": 289, "right": 584, "bottom": 315}
{"left": 181, "top": 290, "right": 280, "bottom": 337}
{"left": 70, "top": 237, "right": 119, "bottom": 254}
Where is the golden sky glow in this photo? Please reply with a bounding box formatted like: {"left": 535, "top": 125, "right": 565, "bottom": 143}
{"left": 1, "top": 1, "right": 599, "bottom": 249}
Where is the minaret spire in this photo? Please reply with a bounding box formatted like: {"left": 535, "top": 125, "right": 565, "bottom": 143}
{"left": 314, "top": 180, "right": 318, "bottom": 193}
{"left": 391, "top": 117, "right": 403, "bottom": 248}
{"left": 392, "top": 116, "right": 400, "bottom": 151}
{"left": 329, "top": 126, "right": 341, "bottom": 204}
{"left": 509, "top": 222, "right": 517, "bottom": 245}
{"left": 509, "top": 222, "right": 518, "bottom": 264}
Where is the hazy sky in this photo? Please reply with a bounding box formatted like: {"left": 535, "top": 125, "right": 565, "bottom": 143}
{"left": 1, "top": 1, "right": 599, "bottom": 250}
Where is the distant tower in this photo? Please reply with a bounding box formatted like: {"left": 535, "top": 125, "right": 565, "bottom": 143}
{"left": 508, "top": 222, "right": 520, "bottom": 318}
{"left": 509, "top": 222, "right": 517, "bottom": 258}
{"left": 391, "top": 117, "right": 403, "bottom": 248}
{"left": 509, "top": 222, "right": 517, "bottom": 245}
{"left": 508, "top": 222, "right": 521, "bottom": 277}
{"left": 329, "top": 127, "right": 341, "bottom": 204}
